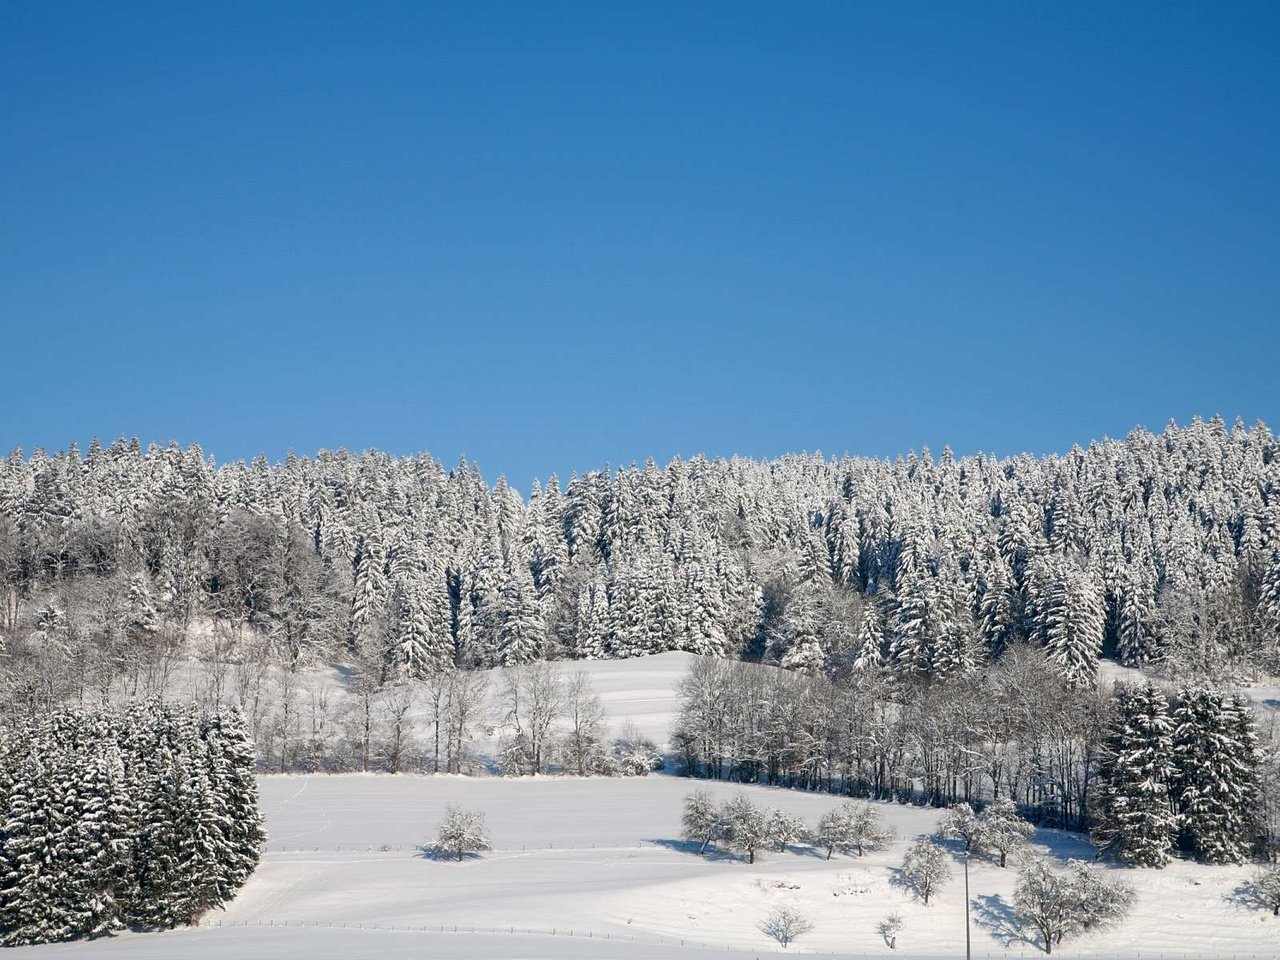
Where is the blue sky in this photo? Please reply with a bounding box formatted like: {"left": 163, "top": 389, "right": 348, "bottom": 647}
{"left": 3, "top": 2, "right": 1277, "bottom": 487}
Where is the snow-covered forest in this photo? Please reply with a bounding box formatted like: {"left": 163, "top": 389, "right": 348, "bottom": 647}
{"left": 0, "top": 417, "right": 1277, "bottom": 777}
{"left": 3, "top": 416, "right": 1277, "bottom": 688}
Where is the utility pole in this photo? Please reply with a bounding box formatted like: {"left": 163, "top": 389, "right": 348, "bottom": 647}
{"left": 964, "top": 848, "right": 972, "bottom": 960}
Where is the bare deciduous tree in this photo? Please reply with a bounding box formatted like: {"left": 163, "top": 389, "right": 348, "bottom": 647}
{"left": 900, "top": 838, "right": 951, "bottom": 905}
{"left": 762, "top": 905, "right": 814, "bottom": 948}
{"left": 502, "top": 663, "right": 562, "bottom": 775}
{"left": 878, "top": 911, "right": 903, "bottom": 950}
{"left": 561, "top": 670, "right": 606, "bottom": 775}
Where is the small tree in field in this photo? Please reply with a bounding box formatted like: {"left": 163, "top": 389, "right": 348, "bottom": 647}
{"left": 762, "top": 905, "right": 814, "bottom": 948}
{"left": 1247, "top": 863, "right": 1280, "bottom": 915}
{"left": 980, "top": 797, "right": 1035, "bottom": 867}
{"left": 900, "top": 838, "right": 951, "bottom": 905}
{"left": 430, "top": 804, "right": 491, "bottom": 861}
{"left": 682, "top": 790, "right": 722, "bottom": 854}
{"left": 878, "top": 911, "right": 904, "bottom": 949}
{"left": 768, "top": 809, "right": 807, "bottom": 852}
{"left": 1012, "top": 857, "right": 1133, "bottom": 954}
{"left": 938, "top": 802, "right": 983, "bottom": 852}
{"left": 815, "top": 800, "right": 893, "bottom": 859}
{"left": 721, "top": 794, "right": 771, "bottom": 863}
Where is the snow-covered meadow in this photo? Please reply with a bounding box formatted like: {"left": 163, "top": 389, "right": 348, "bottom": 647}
{"left": 9, "top": 653, "right": 1279, "bottom": 959}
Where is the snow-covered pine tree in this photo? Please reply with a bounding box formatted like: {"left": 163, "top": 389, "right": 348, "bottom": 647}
{"left": 568, "top": 575, "right": 610, "bottom": 659}
{"left": 1172, "top": 687, "right": 1260, "bottom": 863}
{"left": 1114, "top": 562, "right": 1159, "bottom": 667}
{"left": 889, "top": 569, "right": 934, "bottom": 677}
{"left": 677, "top": 543, "right": 730, "bottom": 658}
{"left": 1, "top": 701, "right": 264, "bottom": 946}
{"left": 0, "top": 732, "right": 68, "bottom": 945}
{"left": 1091, "top": 683, "right": 1177, "bottom": 866}
{"left": 977, "top": 558, "right": 1019, "bottom": 656}
{"left": 1041, "top": 563, "right": 1104, "bottom": 686}
{"left": 496, "top": 560, "right": 546, "bottom": 666}
{"left": 850, "top": 598, "right": 885, "bottom": 672}
{"left": 929, "top": 572, "right": 978, "bottom": 679}
{"left": 826, "top": 505, "right": 861, "bottom": 589}
{"left": 778, "top": 582, "right": 826, "bottom": 672}
{"left": 1260, "top": 552, "right": 1280, "bottom": 645}
{"left": 202, "top": 708, "right": 266, "bottom": 902}
{"left": 349, "top": 536, "right": 387, "bottom": 644}
{"left": 607, "top": 551, "right": 667, "bottom": 658}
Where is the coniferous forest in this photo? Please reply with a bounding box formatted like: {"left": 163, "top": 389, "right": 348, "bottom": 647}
{"left": 2, "top": 416, "right": 1277, "bottom": 698}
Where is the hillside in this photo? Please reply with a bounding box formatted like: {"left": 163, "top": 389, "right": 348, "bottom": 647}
{"left": 7, "top": 654, "right": 1279, "bottom": 959}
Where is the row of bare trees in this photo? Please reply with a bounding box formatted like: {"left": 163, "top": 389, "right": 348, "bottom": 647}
{"left": 675, "top": 649, "right": 1120, "bottom": 831}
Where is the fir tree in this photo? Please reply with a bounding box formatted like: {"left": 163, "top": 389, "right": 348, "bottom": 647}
{"left": 496, "top": 562, "right": 545, "bottom": 666}
{"left": 1091, "top": 684, "right": 1177, "bottom": 866}
{"left": 850, "top": 600, "right": 884, "bottom": 672}
{"left": 1172, "top": 687, "right": 1260, "bottom": 863}
{"left": 778, "top": 583, "right": 826, "bottom": 672}
{"left": 1042, "top": 565, "right": 1104, "bottom": 686}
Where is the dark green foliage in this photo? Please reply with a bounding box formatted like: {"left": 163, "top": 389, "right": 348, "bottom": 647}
{"left": 0, "top": 701, "right": 265, "bottom": 945}
{"left": 1091, "top": 684, "right": 1177, "bottom": 866}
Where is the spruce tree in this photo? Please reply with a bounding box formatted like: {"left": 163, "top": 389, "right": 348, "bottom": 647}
{"left": 1042, "top": 566, "right": 1104, "bottom": 686}
{"left": 1172, "top": 687, "right": 1260, "bottom": 863}
{"left": 1260, "top": 552, "right": 1280, "bottom": 643}
{"left": 1115, "top": 565, "right": 1158, "bottom": 666}
{"left": 203, "top": 708, "right": 266, "bottom": 901}
{"left": 778, "top": 583, "right": 826, "bottom": 672}
{"left": 0, "top": 728, "right": 71, "bottom": 945}
{"left": 496, "top": 562, "right": 545, "bottom": 666}
{"left": 1091, "top": 684, "right": 1177, "bottom": 866}
{"left": 0, "top": 701, "right": 266, "bottom": 944}
{"left": 850, "top": 600, "right": 884, "bottom": 672}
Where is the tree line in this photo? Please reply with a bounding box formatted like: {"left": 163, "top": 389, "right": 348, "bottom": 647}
{"left": 672, "top": 653, "right": 1279, "bottom": 858}
{"left": 0, "top": 416, "right": 1277, "bottom": 757}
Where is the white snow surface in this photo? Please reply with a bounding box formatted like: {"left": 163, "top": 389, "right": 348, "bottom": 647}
{"left": 469, "top": 650, "right": 694, "bottom": 756}
{"left": 10, "top": 653, "right": 1279, "bottom": 959}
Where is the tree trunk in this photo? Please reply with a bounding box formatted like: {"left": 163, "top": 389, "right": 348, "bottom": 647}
{"left": 361, "top": 697, "right": 371, "bottom": 773}
{"left": 279, "top": 696, "right": 290, "bottom": 773}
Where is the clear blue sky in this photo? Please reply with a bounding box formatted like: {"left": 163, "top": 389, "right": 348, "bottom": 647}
{"left": 3, "top": 2, "right": 1277, "bottom": 486}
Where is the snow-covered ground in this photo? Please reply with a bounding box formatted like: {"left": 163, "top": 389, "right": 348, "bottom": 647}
{"left": 10, "top": 653, "right": 1279, "bottom": 959}
{"left": 465, "top": 650, "right": 696, "bottom": 757}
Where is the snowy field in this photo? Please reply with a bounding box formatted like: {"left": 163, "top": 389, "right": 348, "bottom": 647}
{"left": 10, "top": 653, "right": 1280, "bottom": 959}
